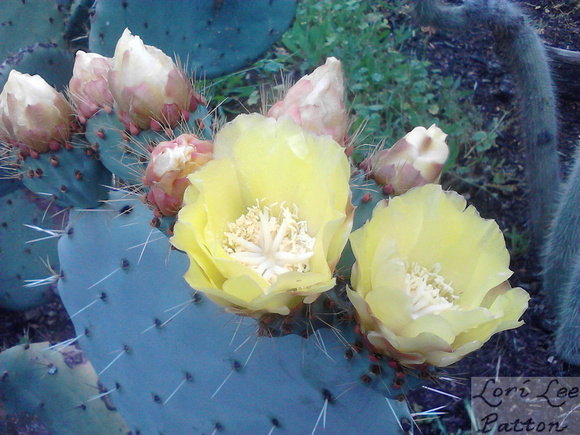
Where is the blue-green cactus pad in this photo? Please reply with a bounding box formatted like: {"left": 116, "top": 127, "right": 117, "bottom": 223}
{"left": 0, "top": 166, "right": 20, "bottom": 198}
{"left": 337, "top": 171, "right": 388, "bottom": 277}
{"left": 0, "top": 187, "right": 64, "bottom": 311}
{"left": 0, "top": 0, "right": 66, "bottom": 61}
{"left": 18, "top": 135, "right": 112, "bottom": 209}
{"left": 0, "top": 44, "right": 75, "bottom": 92}
{"left": 0, "top": 342, "right": 129, "bottom": 434}
{"left": 88, "top": 0, "right": 297, "bottom": 78}
{"left": 58, "top": 191, "right": 413, "bottom": 433}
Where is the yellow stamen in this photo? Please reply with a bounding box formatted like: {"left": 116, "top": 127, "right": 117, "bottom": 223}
{"left": 224, "top": 202, "right": 315, "bottom": 289}
{"left": 404, "top": 262, "right": 458, "bottom": 319}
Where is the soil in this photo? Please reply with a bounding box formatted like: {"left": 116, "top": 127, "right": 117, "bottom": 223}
{"left": 1, "top": 1, "right": 580, "bottom": 434}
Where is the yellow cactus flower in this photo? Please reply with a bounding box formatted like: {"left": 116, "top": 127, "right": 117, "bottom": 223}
{"left": 347, "top": 184, "right": 529, "bottom": 367}
{"left": 171, "top": 114, "right": 353, "bottom": 317}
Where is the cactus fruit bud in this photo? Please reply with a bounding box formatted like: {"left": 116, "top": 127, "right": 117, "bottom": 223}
{"left": 370, "top": 125, "right": 449, "bottom": 195}
{"left": 69, "top": 51, "right": 114, "bottom": 123}
{"left": 144, "top": 134, "right": 213, "bottom": 216}
{"left": 108, "top": 28, "right": 196, "bottom": 132}
{"left": 0, "top": 70, "right": 73, "bottom": 154}
{"left": 267, "top": 57, "right": 348, "bottom": 146}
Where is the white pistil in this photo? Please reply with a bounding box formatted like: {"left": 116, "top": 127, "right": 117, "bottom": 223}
{"left": 404, "top": 262, "right": 458, "bottom": 319}
{"left": 224, "top": 202, "right": 315, "bottom": 290}
{"left": 152, "top": 145, "right": 195, "bottom": 176}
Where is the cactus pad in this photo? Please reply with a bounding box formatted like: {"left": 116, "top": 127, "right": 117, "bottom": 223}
{"left": 13, "top": 135, "right": 112, "bottom": 209}
{"left": 57, "top": 191, "right": 414, "bottom": 433}
{"left": 0, "top": 44, "right": 75, "bottom": 92}
{"left": 0, "top": 0, "right": 66, "bottom": 62}
{"left": 0, "top": 342, "right": 129, "bottom": 434}
{"left": 88, "top": 0, "right": 298, "bottom": 78}
{"left": 84, "top": 104, "right": 212, "bottom": 185}
{"left": 0, "top": 187, "right": 64, "bottom": 311}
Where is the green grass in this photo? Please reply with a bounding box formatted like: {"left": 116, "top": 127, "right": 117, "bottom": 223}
{"left": 207, "top": 0, "right": 496, "bottom": 170}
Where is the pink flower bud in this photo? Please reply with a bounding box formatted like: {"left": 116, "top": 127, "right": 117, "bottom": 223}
{"left": 371, "top": 125, "right": 449, "bottom": 195}
{"left": 267, "top": 57, "right": 348, "bottom": 146}
{"left": 109, "top": 29, "right": 196, "bottom": 132}
{"left": 69, "top": 51, "right": 114, "bottom": 122}
{"left": 144, "top": 134, "right": 213, "bottom": 216}
{"left": 0, "top": 70, "right": 73, "bottom": 153}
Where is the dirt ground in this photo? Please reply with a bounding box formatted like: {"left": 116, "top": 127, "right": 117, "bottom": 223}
{"left": 1, "top": 0, "right": 580, "bottom": 433}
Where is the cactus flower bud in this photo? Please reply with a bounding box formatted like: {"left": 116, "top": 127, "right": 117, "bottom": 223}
{"left": 109, "top": 29, "right": 197, "bottom": 133}
{"left": 69, "top": 51, "right": 114, "bottom": 123}
{"left": 0, "top": 70, "right": 73, "bottom": 154}
{"left": 267, "top": 57, "right": 348, "bottom": 146}
{"left": 371, "top": 124, "right": 449, "bottom": 195}
{"left": 144, "top": 134, "right": 213, "bottom": 216}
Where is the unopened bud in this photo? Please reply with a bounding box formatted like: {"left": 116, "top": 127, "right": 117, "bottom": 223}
{"left": 0, "top": 70, "right": 73, "bottom": 153}
{"left": 143, "top": 134, "right": 213, "bottom": 216}
{"left": 268, "top": 57, "right": 348, "bottom": 146}
{"left": 109, "top": 29, "right": 196, "bottom": 132}
{"left": 372, "top": 125, "right": 449, "bottom": 194}
{"left": 69, "top": 51, "right": 114, "bottom": 122}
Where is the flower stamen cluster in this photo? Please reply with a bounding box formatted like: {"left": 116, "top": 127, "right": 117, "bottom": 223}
{"left": 223, "top": 202, "right": 315, "bottom": 287}
{"left": 404, "top": 261, "right": 458, "bottom": 320}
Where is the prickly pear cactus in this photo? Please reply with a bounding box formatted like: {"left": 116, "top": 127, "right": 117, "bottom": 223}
{"left": 89, "top": 0, "right": 298, "bottom": 78}
{"left": 0, "top": 342, "right": 129, "bottom": 435}
{"left": 0, "top": 187, "right": 64, "bottom": 311}
{"left": 57, "top": 191, "right": 415, "bottom": 433}
{"left": 0, "top": 165, "right": 20, "bottom": 197}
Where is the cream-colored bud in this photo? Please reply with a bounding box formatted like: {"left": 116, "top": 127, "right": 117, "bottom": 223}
{"left": 0, "top": 70, "right": 73, "bottom": 153}
{"left": 143, "top": 134, "right": 213, "bottom": 216}
{"left": 268, "top": 57, "right": 348, "bottom": 145}
{"left": 69, "top": 51, "right": 114, "bottom": 121}
{"left": 108, "top": 29, "right": 194, "bottom": 131}
{"left": 372, "top": 124, "right": 449, "bottom": 194}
